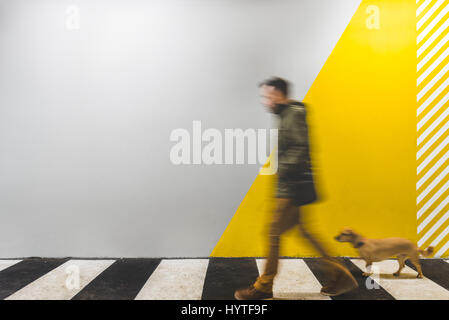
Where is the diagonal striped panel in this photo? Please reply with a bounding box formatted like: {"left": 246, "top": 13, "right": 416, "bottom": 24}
{"left": 417, "top": 0, "right": 449, "bottom": 258}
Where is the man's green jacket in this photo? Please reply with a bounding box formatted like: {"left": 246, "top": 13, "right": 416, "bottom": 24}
{"left": 275, "top": 100, "right": 317, "bottom": 205}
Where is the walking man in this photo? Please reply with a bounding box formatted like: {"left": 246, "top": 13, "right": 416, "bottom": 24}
{"left": 234, "top": 77, "right": 358, "bottom": 299}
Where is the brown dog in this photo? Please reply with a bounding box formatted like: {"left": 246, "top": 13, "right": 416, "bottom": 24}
{"left": 335, "top": 228, "right": 434, "bottom": 278}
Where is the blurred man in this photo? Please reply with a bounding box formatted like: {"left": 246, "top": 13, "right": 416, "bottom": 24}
{"left": 234, "top": 77, "right": 358, "bottom": 300}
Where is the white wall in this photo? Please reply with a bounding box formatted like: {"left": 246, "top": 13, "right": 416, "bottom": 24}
{"left": 0, "top": 0, "right": 360, "bottom": 257}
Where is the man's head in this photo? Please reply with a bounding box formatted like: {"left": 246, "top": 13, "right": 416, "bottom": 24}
{"left": 259, "top": 77, "right": 290, "bottom": 113}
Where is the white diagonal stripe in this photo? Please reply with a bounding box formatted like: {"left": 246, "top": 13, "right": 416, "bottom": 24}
{"left": 418, "top": 32, "right": 449, "bottom": 71}
{"left": 135, "top": 259, "right": 209, "bottom": 300}
{"left": 418, "top": 209, "right": 449, "bottom": 245}
{"left": 435, "top": 240, "right": 449, "bottom": 256}
{"left": 417, "top": 135, "right": 449, "bottom": 173}
{"left": 418, "top": 90, "right": 449, "bottom": 133}
{"left": 351, "top": 259, "right": 449, "bottom": 299}
{"left": 255, "top": 258, "right": 329, "bottom": 300}
{"left": 417, "top": 164, "right": 449, "bottom": 203}
{"left": 418, "top": 19, "right": 449, "bottom": 58}
{"left": 417, "top": 180, "right": 449, "bottom": 219}
{"left": 417, "top": 0, "right": 432, "bottom": 17}
{"left": 418, "top": 46, "right": 449, "bottom": 85}
{"left": 430, "top": 224, "right": 449, "bottom": 247}
{"left": 5, "top": 259, "right": 115, "bottom": 300}
{"left": 417, "top": 149, "right": 449, "bottom": 189}
{"left": 418, "top": 103, "right": 449, "bottom": 145}
{"left": 417, "top": 77, "right": 449, "bottom": 117}
{"left": 418, "top": 200, "right": 449, "bottom": 236}
{"left": 417, "top": 63, "right": 449, "bottom": 100}
{"left": 418, "top": 2, "right": 448, "bottom": 42}
{"left": 417, "top": 119, "right": 449, "bottom": 159}
{"left": 417, "top": 0, "right": 444, "bottom": 32}
{"left": 0, "top": 260, "right": 21, "bottom": 272}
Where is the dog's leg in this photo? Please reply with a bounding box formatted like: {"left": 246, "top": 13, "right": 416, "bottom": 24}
{"left": 362, "top": 261, "right": 373, "bottom": 277}
{"left": 393, "top": 254, "right": 406, "bottom": 277}
{"left": 409, "top": 253, "right": 424, "bottom": 278}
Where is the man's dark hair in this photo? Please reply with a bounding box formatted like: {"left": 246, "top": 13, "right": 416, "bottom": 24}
{"left": 259, "top": 77, "right": 290, "bottom": 97}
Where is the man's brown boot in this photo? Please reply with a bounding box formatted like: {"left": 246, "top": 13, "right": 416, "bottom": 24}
{"left": 319, "top": 258, "right": 358, "bottom": 296}
{"left": 234, "top": 285, "right": 273, "bottom": 300}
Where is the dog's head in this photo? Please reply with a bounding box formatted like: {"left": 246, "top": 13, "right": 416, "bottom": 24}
{"left": 335, "top": 228, "right": 365, "bottom": 248}
{"left": 334, "top": 228, "right": 356, "bottom": 242}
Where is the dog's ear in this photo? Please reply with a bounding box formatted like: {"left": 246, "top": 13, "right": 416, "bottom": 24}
{"left": 350, "top": 228, "right": 363, "bottom": 238}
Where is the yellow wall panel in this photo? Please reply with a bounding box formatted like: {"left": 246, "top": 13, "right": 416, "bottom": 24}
{"left": 212, "top": 0, "right": 420, "bottom": 257}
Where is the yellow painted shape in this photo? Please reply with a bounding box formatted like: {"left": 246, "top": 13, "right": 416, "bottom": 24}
{"left": 211, "top": 0, "right": 418, "bottom": 257}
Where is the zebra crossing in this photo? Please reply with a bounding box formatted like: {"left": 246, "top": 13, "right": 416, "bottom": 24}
{"left": 0, "top": 258, "right": 449, "bottom": 300}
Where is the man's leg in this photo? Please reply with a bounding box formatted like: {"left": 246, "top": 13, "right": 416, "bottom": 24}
{"left": 296, "top": 206, "right": 329, "bottom": 258}
{"left": 234, "top": 198, "right": 298, "bottom": 299}
{"left": 296, "top": 206, "right": 358, "bottom": 296}
{"left": 253, "top": 198, "right": 298, "bottom": 293}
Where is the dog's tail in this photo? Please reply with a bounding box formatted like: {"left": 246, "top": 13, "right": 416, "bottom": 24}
{"left": 419, "top": 246, "right": 434, "bottom": 257}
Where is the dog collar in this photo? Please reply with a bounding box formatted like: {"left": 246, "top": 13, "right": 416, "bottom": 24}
{"left": 354, "top": 241, "right": 365, "bottom": 248}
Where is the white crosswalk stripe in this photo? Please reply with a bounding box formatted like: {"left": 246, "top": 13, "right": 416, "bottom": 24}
{"left": 0, "top": 260, "right": 21, "bottom": 272}
{"left": 5, "top": 260, "right": 114, "bottom": 300}
{"left": 351, "top": 259, "right": 449, "bottom": 300}
{"left": 256, "top": 259, "right": 330, "bottom": 300}
{"left": 135, "top": 259, "right": 209, "bottom": 300}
